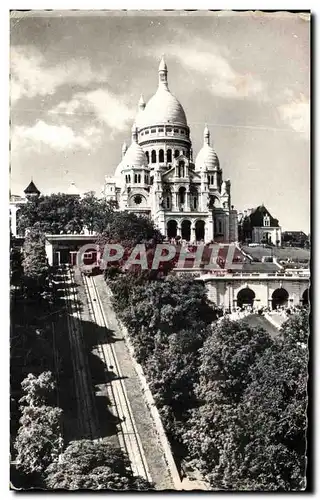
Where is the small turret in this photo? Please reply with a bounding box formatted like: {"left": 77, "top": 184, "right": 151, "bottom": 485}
{"left": 138, "top": 94, "right": 146, "bottom": 111}
{"left": 158, "top": 55, "right": 169, "bottom": 90}
{"left": 122, "top": 141, "right": 128, "bottom": 158}
{"left": 131, "top": 124, "right": 138, "bottom": 143}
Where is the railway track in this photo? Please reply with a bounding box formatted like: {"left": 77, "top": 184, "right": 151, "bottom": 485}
{"left": 58, "top": 265, "right": 98, "bottom": 440}
{"left": 82, "top": 273, "right": 152, "bottom": 483}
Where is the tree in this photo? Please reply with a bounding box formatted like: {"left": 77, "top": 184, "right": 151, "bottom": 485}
{"left": 15, "top": 404, "right": 63, "bottom": 476}
{"left": 182, "top": 319, "right": 274, "bottom": 484}
{"left": 19, "top": 372, "right": 56, "bottom": 407}
{"left": 10, "top": 240, "right": 23, "bottom": 288}
{"left": 183, "top": 312, "right": 308, "bottom": 491}
{"left": 44, "top": 440, "right": 153, "bottom": 490}
{"left": 14, "top": 372, "right": 63, "bottom": 477}
{"left": 22, "top": 227, "right": 49, "bottom": 294}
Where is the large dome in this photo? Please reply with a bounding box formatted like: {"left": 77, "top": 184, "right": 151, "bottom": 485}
{"left": 136, "top": 87, "right": 187, "bottom": 129}
{"left": 195, "top": 144, "right": 220, "bottom": 171}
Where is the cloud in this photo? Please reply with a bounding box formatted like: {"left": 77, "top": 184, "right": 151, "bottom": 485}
{"left": 10, "top": 45, "right": 108, "bottom": 102}
{"left": 49, "top": 89, "right": 136, "bottom": 132}
{"left": 12, "top": 120, "right": 103, "bottom": 151}
{"left": 156, "top": 45, "right": 264, "bottom": 99}
{"left": 278, "top": 93, "right": 310, "bottom": 139}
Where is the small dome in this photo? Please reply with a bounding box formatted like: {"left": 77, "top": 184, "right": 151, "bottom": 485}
{"left": 195, "top": 144, "right": 220, "bottom": 171}
{"left": 123, "top": 141, "right": 148, "bottom": 168}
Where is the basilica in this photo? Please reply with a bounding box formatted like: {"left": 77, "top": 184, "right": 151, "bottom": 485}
{"left": 104, "top": 57, "right": 238, "bottom": 243}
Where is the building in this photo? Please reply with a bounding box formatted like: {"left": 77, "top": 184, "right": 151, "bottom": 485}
{"left": 282, "top": 231, "right": 309, "bottom": 248}
{"left": 103, "top": 57, "right": 238, "bottom": 243}
{"left": 238, "top": 205, "right": 281, "bottom": 246}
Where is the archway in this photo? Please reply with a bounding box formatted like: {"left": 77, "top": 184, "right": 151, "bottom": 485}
{"left": 195, "top": 220, "right": 205, "bottom": 241}
{"left": 302, "top": 288, "right": 309, "bottom": 307}
{"left": 181, "top": 220, "right": 191, "bottom": 241}
{"left": 272, "top": 288, "right": 289, "bottom": 310}
{"left": 237, "top": 288, "right": 255, "bottom": 309}
{"left": 167, "top": 220, "right": 177, "bottom": 239}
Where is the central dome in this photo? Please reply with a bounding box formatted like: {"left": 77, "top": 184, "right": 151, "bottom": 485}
{"left": 136, "top": 56, "right": 187, "bottom": 129}
{"left": 137, "top": 87, "right": 187, "bottom": 129}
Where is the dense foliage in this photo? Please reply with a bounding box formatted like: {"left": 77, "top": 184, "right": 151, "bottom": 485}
{"left": 14, "top": 372, "right": 63, "bottom": 478}
{"left": 45, "top": 440, "right": 153, "bottom": 490}
{"left": 106, "top": 260, "right": 309, "bottom": 491}
{"left": 16, "top": 192, "right": 114, "bottom": 235}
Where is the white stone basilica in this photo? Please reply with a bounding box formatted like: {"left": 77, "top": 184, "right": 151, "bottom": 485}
{"left": 104, "top": 57, "right": 238, "bottom": 243}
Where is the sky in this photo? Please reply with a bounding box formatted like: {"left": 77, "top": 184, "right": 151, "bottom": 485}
{"left": 10, "top": 10, "right": 310, "bottom": 232}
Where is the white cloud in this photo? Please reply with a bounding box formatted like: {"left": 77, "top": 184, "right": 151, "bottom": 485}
{"left": 278, "top": 93, "right": 310, "bottom": 139}
{"left": 49, "top": 89, "right": 136, "bottom": 132}
{"left": 10, "top": 45, "right": 108, "bottom": 102}
{"left": 157, "top": 46, "right": 264, "bottom": 99}
{"left": 12, "top": 120, "right": 103, "bottom": 151}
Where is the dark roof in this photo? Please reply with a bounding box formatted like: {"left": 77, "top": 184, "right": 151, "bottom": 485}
{"left": 24, "top": 180, "right": 40, "bottom": 195}
{"left": 248, "top": 205, "right": 279, "bottom": 228}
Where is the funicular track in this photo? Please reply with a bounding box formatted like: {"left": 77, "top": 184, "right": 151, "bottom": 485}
{"left": 58, "top": 264, "right": 98, "bottom": 440}
{"left": 82, "top": 273, "right": 152, "bottom": 483}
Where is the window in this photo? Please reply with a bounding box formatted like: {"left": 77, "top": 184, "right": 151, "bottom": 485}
{"left": 159, "top": 149, "right": 164, "bottom": 162}
{"left": 151, "top": 128, "right": 156, "bottom": 133}
{"left": 180, "top": 129, "right": 185, "bottom": 135}
{"left": 193, "top": 197, "right": 197, "bottom": 209}
{"left": 179, "top": 160, "right": 185, "bottom": 178}
{"left": 174, "top": 128, "right": 179, "bottom": 133}
{"left": 134, "top": 195, "right": 142, "bottom": 205}
{"left": 150, "top": 176, "right": 154, "bottom": 185}
{"left": 151, "top": 150, "right": 157, "bottom": 163}
{"left": 158, "top": 128, "right": 164, "bottom": 133}
{"left": 141, "top": 131, "right": 144, "bottom": 136}
{"left": 166, "top": 197, "right": 170, "bottom": 209}
{"left": 167, "top": 127, "right": 172, "bottom": 133}
{"left": 128, "top": 174, "right": 131, "bottom": 183}
{"left": 263, "top": 215, "right": 270, "bottom": 227}
{"left": 167, "top": 149, "right": 172, "bottom": 162}
{"left": 145, "top": 174, "right": 148, "bottom": 184}
{"left": 145, "top": 130, "right": 149, "bottom": 135}
{"left": 134, "top": 174, "right": 137, "bottom": 183}
{"left": 145, "top": 151, "right": 149, "bottom": 163}
{"left": 219, "top": 221, "right": 223, "bottom": 233}
{"left": 174, "top": 149, "right": 180, "bottom": 159}
{"left": 138, "top": 174, "right": 141, "bottom": 183}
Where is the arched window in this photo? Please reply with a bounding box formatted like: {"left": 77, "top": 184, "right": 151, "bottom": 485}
{"left": 174, "top": 149, "right": 180, "bottom": 159}
{"left": 159, "top": 149, "right": 164, "bottom": 162}
{"left": 167, "top": 149, "right": 172, "bottom": 162}
{"left": 128, "top": 174, "right": 131, "bottom": 183}
{"left": 179, "top": 160, "right": 185, "bottom": 178}
{"left": 138, "top": 174, "right": 141, "bottom": 183}
{"left": 145, "top": 151, "right": 149, "bottom": 163}
{"left": 134, "top": 174, "right": 137, "bottom": 183}
{"left": 151, "top": 150, "right": 157, "bottom": 163}
{"left": 179, "top": 187, "right": 186, "bottom": 204}
{"left": 166, "top": 197, "right": 170, "bottom": 209}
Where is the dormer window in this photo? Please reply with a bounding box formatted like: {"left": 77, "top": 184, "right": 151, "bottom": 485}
{"left": 263, "top": 215, "right": 270, "bottom": 227}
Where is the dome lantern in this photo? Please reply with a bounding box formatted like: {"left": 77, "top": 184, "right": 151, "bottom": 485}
{"left": 204, "top": 125, "right": 210, "bottom": 145}
{"left": 138, "top": 94, "right": 146, "bottom": 111}
{"left": 158, "top": 55, "right": 168, "bottom": 90}
{"left": 122, "top": 141, "right": 128, "bottom": 158}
